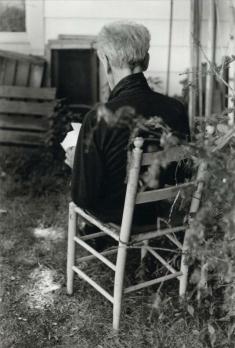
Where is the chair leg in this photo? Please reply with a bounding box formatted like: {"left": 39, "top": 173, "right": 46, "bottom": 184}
{"left": 179, "top": 228, "right": 190, "bottom": 297}
{"left": 113, "top": 243, "right": 128, "bottom": 331}
{"left": 67, "top": 202, "right": 77, "bottom": 295}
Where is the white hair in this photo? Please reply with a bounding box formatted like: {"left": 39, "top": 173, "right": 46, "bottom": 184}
{"left": 97, "top": 21, "right": 151, "bottom": 69}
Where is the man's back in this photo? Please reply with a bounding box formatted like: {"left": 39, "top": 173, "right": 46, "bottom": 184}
{"left": 72, "top": 73, "right": 190, "bottom": 224}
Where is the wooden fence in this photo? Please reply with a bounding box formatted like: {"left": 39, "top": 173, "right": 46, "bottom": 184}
{"left": 0, "top": 86, "right": 56, "bottom": 146}
{"left": 0, "top": 50, "right": 46, "bottom": 88}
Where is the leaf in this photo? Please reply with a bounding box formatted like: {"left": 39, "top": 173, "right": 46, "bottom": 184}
{"left": 187, "top": 304, "right": 195, "bottom": 317}
{"left": 208, "top": 324, "right": 216, "bottom": 347}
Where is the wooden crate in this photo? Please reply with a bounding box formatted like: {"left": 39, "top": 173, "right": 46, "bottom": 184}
{"left": 0, "top": 50, "right": 46, "bottom": 87}
{"left": 0, "top": 86, "right": 56, "bottom": 146}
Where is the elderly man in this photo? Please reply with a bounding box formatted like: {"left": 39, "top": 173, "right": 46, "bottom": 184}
{"left": 71, "top": 21, "right": 190, "bottom": 225}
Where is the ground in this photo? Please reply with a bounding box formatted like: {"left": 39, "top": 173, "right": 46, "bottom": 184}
{"left": 0, "top": 149, "right": 214, "bottom": 348}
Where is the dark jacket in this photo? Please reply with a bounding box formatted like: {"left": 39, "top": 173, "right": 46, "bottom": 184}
{"left": 71, "top": 72, "right": 190, "bottom": 224}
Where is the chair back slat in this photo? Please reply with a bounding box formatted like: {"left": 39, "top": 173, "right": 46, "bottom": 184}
{"left": 141, "top": 145, "right": 190, "bottom": 166}
{"left": 135, "top": 182, "right": 195, "bottom": 204}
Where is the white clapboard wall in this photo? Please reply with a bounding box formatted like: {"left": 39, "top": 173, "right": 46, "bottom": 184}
{"left": 0, "top": 0, "right": 234, "bottom": 96}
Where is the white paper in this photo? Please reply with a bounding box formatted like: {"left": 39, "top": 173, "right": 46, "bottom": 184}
{"left": 60, "top": 122, "right": 81, "bottom": 151}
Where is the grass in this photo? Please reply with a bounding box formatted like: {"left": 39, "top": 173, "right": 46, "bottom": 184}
{"left": 0, "top": 150, "right": 228, "bottom": 348}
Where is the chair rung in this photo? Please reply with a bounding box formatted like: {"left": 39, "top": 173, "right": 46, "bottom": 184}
{"left": 80, "top": 231, "right": 106, "bottom": 241}
{"left": 131, "top": 225, "right": 186, "bottom": 243}
{"left": 124, "top": 272, "right": 182, "bottom": 294}
{"left": 77, "top": 248, "right": 118, "bottom": 262}
{"left": 136, "top": 182, "right": 195, "bottom": 204}
{"left": 146, "top": 246, "right": 178, "bottom": 275}
{"left": 166, "top": 234, "right": 183, "bottom": 249}
{"left": 72, "top": 266, "right": 114, "bottom": 303}
{"left": 74, "top": 236, "right": 116, "bottom": 271}
{"left": 73, "top": 206, "right": 119, "bottom": 241}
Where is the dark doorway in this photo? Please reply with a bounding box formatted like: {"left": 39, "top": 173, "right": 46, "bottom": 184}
{"left": 51, "top": 49, "right": 99, "bottom": 114}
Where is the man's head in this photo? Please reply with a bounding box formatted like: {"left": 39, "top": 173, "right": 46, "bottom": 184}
{"left": 97, "top": 21, "right": 151, "bottom": 89}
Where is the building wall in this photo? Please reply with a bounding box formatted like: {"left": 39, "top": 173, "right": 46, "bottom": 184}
{"left": 0, "top": 0, "right": 234, "bottom": 96}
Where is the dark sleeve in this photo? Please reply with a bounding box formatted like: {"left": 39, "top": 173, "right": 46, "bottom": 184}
{"left": 71, "top": 110, "right": 104, "bottom": 210}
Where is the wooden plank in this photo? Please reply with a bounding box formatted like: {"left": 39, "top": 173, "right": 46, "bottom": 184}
{"left": 0, "top": 58, "right": 7, "bottom": 84}
{"left": 15, "top": 61, "right": 30, "bottom": 86}
{"left": 0, "top": 114, "right": 48, "bottom": 131}
{"left": 142, "top": 146, "right": 190, "bottom": 166}
{"left": 0, "top": 100, "right": 55, "bottom": 116}
{"left": 3, "top": 59, "right": 16, "bottom": 85}
{"left": 136, "top": 182, "right": 195, "bottom": 205}
{"left": 0, "top": 86, "right": 56, "bottom": 101}
{"left": 0, "top": 129, "right": 45, "bottom": 145}
{"left": 28, "top": 64, "right": 45, "bottom": 87}
{"left": 0, "top": 50, "right": 45, "bottom": 65}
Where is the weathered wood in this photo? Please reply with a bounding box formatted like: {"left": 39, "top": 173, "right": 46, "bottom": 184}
{"left": 15, "top": 61, "right": 30, "bottom": 86}
{"left": 29, "top": 64, "right": 45, "bottom": 87}
{"left": 0, "top": 129, "right": 45, "bottom": 145}
{"left": 0, "top": 100, "right": 55, "bottom": 116}
{"left": 0, "top": 86, "right": 56, "bottom": 100}
{"left": 4, "top": 59, "right": 16, "bottom": 85}
{"left": 136, "top": 182, "right": 195, "bottom": 205}
{"left": 0, "top": 114, "right": 48, "bottom": 131}
{"left": 0, "top": 58, "right": 7, "bottom": 84}
{"left": 0, "top": 50, "right": 45, "bottom": 65}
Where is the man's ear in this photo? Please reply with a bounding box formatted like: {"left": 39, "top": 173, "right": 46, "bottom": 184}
{"left": 142, "top": 53, "right": 150, "bottom": 71}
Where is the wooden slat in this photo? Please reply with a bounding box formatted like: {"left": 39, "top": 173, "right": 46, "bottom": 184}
{"left": 0, "top": 58, "right": 7, "bottom": 84}
{"left": 0, "top": 100, "right": 55, "bottom": 116}
{"left": 29, "top": 64, "right": 45, "bottom": 87}
{"left": 0, "top": 50, "right": 45, "bottom": 65}
{"left": 0, "top": 86, "right": 56, "bottom": 100}
{"left": 142, "top": 145, "right": 190, "bottom": 166}
{"left": 136, "top": 182, "right": 195, "bottom": 205}
{"left": 0, "top": 129, "right": 45, "bottom": 145}
{"left": 15, "top": 61, "right": 30, "bottom": 86}
{"left": 3, "top": 59, "right": 16, "bottom": 85}
{"left": 0, "top": 114, "right": 48, "bottom": 131}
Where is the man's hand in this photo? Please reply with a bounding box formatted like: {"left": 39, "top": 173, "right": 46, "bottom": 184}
{"left": 65, "top": 146, "right": 76, "bottom": 169}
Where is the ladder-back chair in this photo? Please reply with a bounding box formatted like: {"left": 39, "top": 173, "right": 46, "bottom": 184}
{"left": 67, "top": 137, "right": 205, "bottom": 330}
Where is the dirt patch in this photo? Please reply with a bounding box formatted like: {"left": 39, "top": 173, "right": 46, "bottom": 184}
{"left": 25, "top": 267, "right": 61, "bottom": 310}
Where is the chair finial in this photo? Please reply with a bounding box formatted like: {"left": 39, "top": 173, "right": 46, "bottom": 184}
{"left": 134, "top": 137, "right": 144, "bottom": 149}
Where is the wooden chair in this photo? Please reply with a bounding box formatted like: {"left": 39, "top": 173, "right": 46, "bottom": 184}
{"left": 67, "top": 137, "right": 205, "bottom": 330}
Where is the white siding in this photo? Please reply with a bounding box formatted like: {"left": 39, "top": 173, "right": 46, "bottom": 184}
{"left": 44, "top": 0, "right": 191, "bottom": 96}
{"left": 0, "top": 0, "right": 233, "bottom": 95}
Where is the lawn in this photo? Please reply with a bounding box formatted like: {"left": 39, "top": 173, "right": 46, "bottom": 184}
{"left": 0, "top": 147, "right": 222, "bottom": 348}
